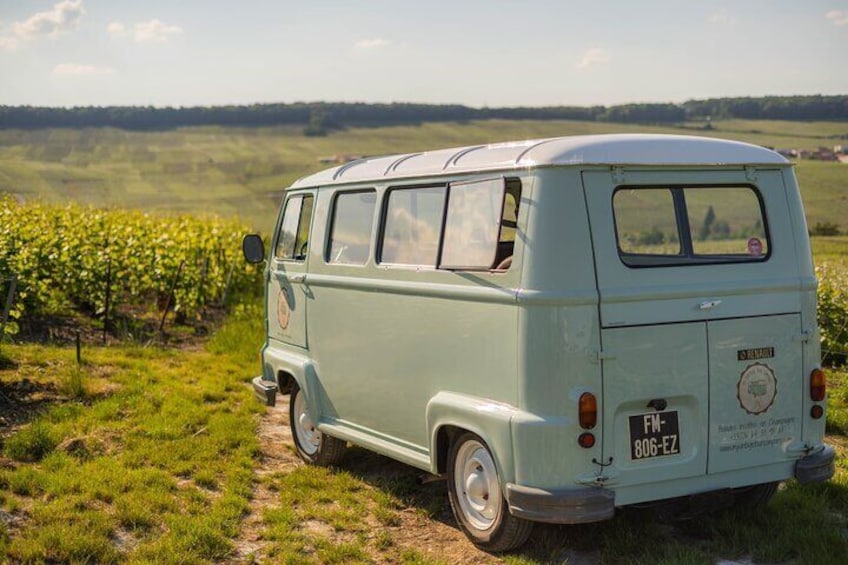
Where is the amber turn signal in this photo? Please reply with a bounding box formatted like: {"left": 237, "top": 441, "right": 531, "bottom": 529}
{"left": 811, "top": 405, "right": 824, "bottom": 419}
{"left": 578, "top": 432, "right": 595, "bottom": 448}
{"left": 579, "top": 392, "right": 597, "bottom": 430}
{"left": 810, "top": 368, "right": 826, "bottom": 402}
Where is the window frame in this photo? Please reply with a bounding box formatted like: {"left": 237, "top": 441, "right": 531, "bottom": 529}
{"left": 375, "top": 177, "right": 519, "bottom": 272}
{"left": 325, "top": 188, "right": 378, "bottom": 266}
{"left": 274, "top": 192, "right": 314, "bottom": 262}
{"left": 611, "top": 184, "right": 772, "bottom": 268}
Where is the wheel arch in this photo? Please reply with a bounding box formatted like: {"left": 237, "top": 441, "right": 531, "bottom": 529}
{"left": 426, "top": 392, "right": 517, "bottom": 484}
{"left": 264, "top": 344, "right": 323, "bottom": 417}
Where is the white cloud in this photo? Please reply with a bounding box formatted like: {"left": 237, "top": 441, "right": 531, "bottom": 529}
{"left": 576, "top": 48, "right": 610, "bottom": 70}
{"left": 0, "top": 35, "right": 18, "bottom": 51}
{"left": 107, "top": 22, "right": 126, "bottom": 36}
{"left": 826, "top": 10, "right": 848, "bottom": 26}
{"left": 708, "top": 10, "right": 736, "bottom": 25}
{"left": 13, "top": 0, "right": 85, "bottom": 39}
{"left": 134, "top": 19, "right": 183, "bottom": 42}
{"left": 355, "top": 38, "right": 390, "bottom": 49}
{"left": 52, "top": 63, "right": 114, "bottom": 75}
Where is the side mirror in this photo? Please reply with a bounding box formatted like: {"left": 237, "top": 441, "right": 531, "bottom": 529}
{"left": 242, "top": 234, "right": 265, "bottom": 264}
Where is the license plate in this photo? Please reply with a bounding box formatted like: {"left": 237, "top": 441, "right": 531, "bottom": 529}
{"left": 629, "top": 411, "right": 681, "bottom": 460}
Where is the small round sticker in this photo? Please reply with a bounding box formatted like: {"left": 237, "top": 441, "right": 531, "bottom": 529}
{"left": 277, "top": 288, "right": 291, "bottom": 330}
{"left": 747, "top": 237, "right": 763, "bottom": 257}
{"left": 737, "top": 362, "right": 777, "bottom": 415}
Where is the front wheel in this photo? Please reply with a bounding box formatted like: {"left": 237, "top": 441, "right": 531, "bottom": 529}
{"left": 289, "top": 382, "right": 346, "bottom": 466}
{"left": 446, "top": 432, "right": 533, "bottom": 552}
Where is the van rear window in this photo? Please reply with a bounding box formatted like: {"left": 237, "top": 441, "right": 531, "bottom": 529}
{"left": 613, "top": 186, "right": 769, "bottom": 267}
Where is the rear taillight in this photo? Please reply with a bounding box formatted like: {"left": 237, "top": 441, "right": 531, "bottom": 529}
{"left": 810, "top": 368, "right": 826, "bottom": 402}
{"left": 579, "top": 392, "right": 597, "bottom": 430}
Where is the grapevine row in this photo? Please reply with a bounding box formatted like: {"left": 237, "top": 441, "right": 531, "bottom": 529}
{"left": 0, "top": 197, "right": 262, "bottom": 335}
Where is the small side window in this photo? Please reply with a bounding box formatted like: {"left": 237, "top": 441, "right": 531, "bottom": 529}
{"left": 441, "top": 178, "right": 505, "bottom": 270}
{"left": 275, "top": 194, "right": 314, "bottom": 261}
{"left": 380, "top": 186, "right": 447, "bottom": 267}
{"left": 327, "top": 190, "right": 377, "bottom": 265}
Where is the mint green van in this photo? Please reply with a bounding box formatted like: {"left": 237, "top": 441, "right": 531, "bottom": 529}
{"left": 242, "top": 134, "right": 835, "bottom": 551}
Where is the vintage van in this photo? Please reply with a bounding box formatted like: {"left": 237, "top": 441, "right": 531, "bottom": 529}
{"left": 242, "top": 134, "right": 835, "bottom": 551}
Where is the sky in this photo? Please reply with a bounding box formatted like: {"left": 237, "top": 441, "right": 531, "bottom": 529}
{"left": 0, "top": 0, "right": 846, "bottom": 108}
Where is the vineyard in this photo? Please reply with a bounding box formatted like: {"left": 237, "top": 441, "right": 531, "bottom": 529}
{"left": 0, "top": 198, "right": 262, "bottom": 340}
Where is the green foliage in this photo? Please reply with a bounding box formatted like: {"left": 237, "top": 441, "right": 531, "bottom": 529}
{"left": 811, "top": 221, "right": 842, "bottom": 236}
{"left": 0, "top": 198, "right": 263, "bottom": 332}
{"left": 0, "top": 321, "right": 264, "bottom": 563}
{"left": 817, "top": 263, "right": 848, "bottom": 366}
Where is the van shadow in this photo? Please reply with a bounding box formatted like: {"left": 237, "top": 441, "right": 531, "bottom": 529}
{"left": 340, "top": 444, "right": 848, "bottom": 562}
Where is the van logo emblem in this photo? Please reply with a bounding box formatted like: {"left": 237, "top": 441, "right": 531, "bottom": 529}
{"left": 737, "top": 362, "right": 777, "bottom": 415}
{"left": 737, "top": 347, "right": 775, "bottom": 361}
{"left": 277, "top": 288, "right": 291, "bottom": 330}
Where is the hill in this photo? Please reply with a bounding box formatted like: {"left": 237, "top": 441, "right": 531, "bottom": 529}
{"left": 0, "top": 119, "right": 846, "bottom": 231}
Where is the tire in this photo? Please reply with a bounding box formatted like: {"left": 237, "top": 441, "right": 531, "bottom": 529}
{"left": 446, "top": 432, "right": 533, "bottom": 552}
{"left": 289, "top": 382, "right": 346, "bottom": 466}
{"left": 734, "top": 481, "right": 779, "bottom": 508}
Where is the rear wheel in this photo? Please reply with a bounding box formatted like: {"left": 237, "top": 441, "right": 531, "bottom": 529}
{"left": 446, "top": 432, "right": 533, "bottom": 552}
{"left": 289, "top": 382, "right": 346, "bottom": 466}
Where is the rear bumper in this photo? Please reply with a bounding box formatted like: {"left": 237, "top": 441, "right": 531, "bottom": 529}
{"left": 795, "top": 444, "right": 836, "bottom": 484}
{"left": 505, "top": 483, "right": 615, "bottom": 524}
{"left": 252, "top": 376, "right": 278, "bottom": 406}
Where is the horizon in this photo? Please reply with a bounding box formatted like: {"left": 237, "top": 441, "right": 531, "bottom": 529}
{"left": 1, "top": 92, "right": 846, "bottom": 111}
{"left": 1, "top": 1, "right": 847, "bottom": 108}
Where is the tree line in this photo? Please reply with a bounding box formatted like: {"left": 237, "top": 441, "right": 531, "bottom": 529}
{"left": 0, "top": 95, "right": 845, "bottom": 132}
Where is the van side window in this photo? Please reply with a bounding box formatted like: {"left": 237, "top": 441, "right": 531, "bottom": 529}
{"left": 381, "top": 186, "right": 447, "bottom": 266}
{"left": 378, "top": 178, "right": 522, "bottom": 271}
{"left": 441, "top": 178, "right": 503, "bottom": 269}
{"left": 613, "top": 186, "right": 769, "bottom": 267}
{"left": 327, "top": 190, "right": 377, "bottom": 265}
{"left": 275, "top": 194, "right": 314, "bottom": 261}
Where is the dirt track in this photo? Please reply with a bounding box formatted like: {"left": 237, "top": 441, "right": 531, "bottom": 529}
{"left": 232, "top": 396, "right": 503, "bottom": 564}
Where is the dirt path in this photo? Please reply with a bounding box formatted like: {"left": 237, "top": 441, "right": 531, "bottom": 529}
{"left": 231, "top": 396, "right": 502, "bottom": 564}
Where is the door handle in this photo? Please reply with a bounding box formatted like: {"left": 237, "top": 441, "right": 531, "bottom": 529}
{"left": 699, "top": 299, "right": 721, "bottom": 310}
{"left": 287, "top": 274, "right": 306, "bottom": 283}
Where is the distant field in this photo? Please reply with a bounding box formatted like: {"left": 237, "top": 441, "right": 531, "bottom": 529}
{"left": 0, "top": 119, "right": 846, "bottom": 231}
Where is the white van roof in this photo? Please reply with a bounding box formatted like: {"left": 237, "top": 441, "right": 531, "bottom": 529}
{"left": 291, "top": 133, "right": 788, "bottom": 188}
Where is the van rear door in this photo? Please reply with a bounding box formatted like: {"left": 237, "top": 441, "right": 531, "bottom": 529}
{"left": 582, "top": 168, "right": 803, "bottom": 490}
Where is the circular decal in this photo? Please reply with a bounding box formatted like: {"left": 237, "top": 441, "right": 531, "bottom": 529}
{"left": 737, "top": 362, "right": 777, "bottom": 415}
{"left": 276, "top": 288, "right": 291, "bottom": 330}
{"left": 747, "top": 237, "right": 763, "bottom": 257}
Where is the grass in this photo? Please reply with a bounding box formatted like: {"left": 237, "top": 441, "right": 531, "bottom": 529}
{"left": 0, "top": 305, "right": 266, "bottom": 563}
{"left": 0, "top": 119, "right": 846, "bottom": 232}
{"left": 1, "top": 305, "right": 847, "bottom": 563}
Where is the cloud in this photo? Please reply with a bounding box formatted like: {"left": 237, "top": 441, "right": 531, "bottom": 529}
{"left": 13, "top": 0, "right": 85, "bottom": 39}
{"left": 576, "top": 48, "right": 610, "bottom": 70}
{"left": 708, "top": 10, "right": 736, "bottom": 25}
{"left": 107, "top": 22, "right": 126, "bottom": 36}
{"left": 52, "top": 63, "right": 114, "bottom": 75}
{"left": 134, "top": 19, "right": 183, "bottom": 42}
{"left": 0, "top": 35, "right": 18, "bottom": 51}
{"left": 355, "top": 38, "right": 390, "bottom": 49}
{"left": 826, "top": 10, "right": 848, "bottom": 26}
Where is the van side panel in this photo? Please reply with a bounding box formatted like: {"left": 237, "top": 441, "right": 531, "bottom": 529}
{"left": 513, "top": 169, "right": 604, "bottom": 488}
{"left": 304, "top": 181, "right": 522, "bottom": 454}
